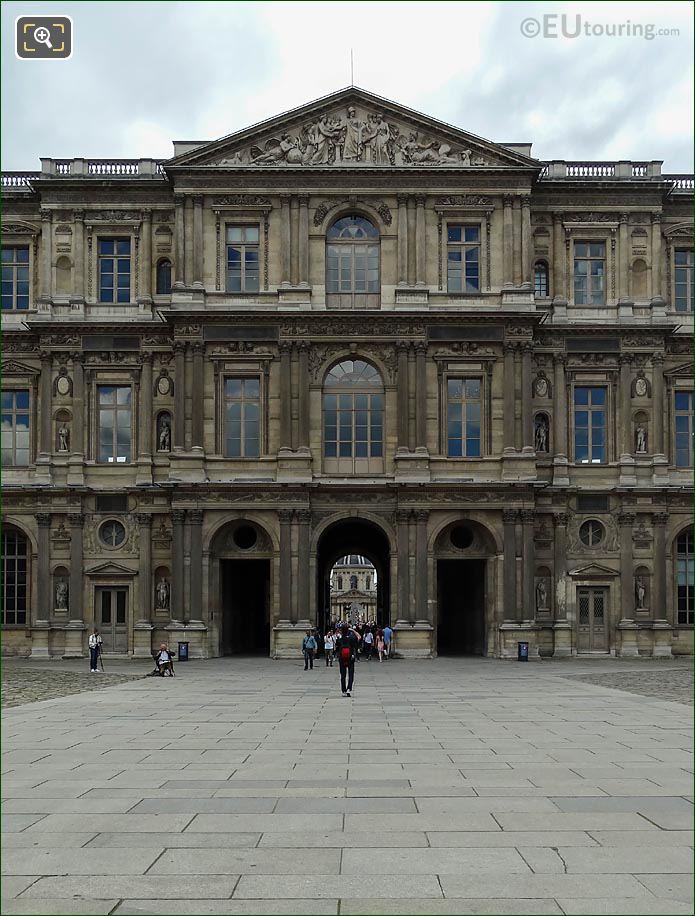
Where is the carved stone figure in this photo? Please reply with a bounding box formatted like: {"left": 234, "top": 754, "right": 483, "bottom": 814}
{"left": 535, "top": 376, "right": 548, "bottom": 398}
{"left": 534, "top": 415, "right": 549, "bottom": 453}
{"left": 371, "top": 114, "right": 392, "bottom": 165}
{"left": 57, "top": 423, "right": 70, "bottom": 452}
{"left": 635, "top": 423, "right": 647, "bottom": 453}
{"left": 634, "top": 376, "right": 648, "bottom": 397}
{"left": 55, "top": 580, "right": 68, "bottom": 610}
{"left": 158, "top": 416, "right": 171, "bottom": 452}
{"left": 156, "top": 578, "right": 170, "bottom": 610}
{"left": 635, "top": 576, "right": 646, "bottom": 609}
{"left": 535, "top": 578, "right": 548, "bottom": 611}
{"left": 343, "top": 107, "right": 363, "bottom": 161}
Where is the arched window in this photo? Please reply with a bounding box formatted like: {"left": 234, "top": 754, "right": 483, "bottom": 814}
{"left": 350, "top": 574, "right": 358, "bottom": 590}
{"left": 156, "top": 259, "right": 172, "bottom": 295}
{"left": 534, "top": 260, "right": 549, "bottom": 298}
{"left": 323, "top": 359, "right": 384, "bottom": 474}
{"left": 2, "top": 527, "right": 28, "bottom": 626}
{"left": 677, "top": 527, "right": 694, "bottom": 625}
{"left": 337, "top": 576, "right": 343, "bottom": 591}
{"left": 365, "top": 575, "right": 371, "bottom": 590}
{"left": 326, "top": 215, "right": 380, "bottom": 309}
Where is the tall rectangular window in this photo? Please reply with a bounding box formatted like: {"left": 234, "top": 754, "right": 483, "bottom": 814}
{"left": 574, "top": 242, "right": 605, "bottom": 305}
{"left": 447, "top": 378, "right": 481, "bottom": 457}
{"left": 574, "top": 386, "right": 607, "bottom": 463}
{"left": 98, "top": 239, "right": 131, "bottom": 303}
{"left": 2, "top": 528, "right": 28, "bottom": 626}
{"left": 675, "top": 391, "right": 694, "bottom": 467}
{"left": 1, "top": 246, "right": 30, "bottom": 311}
{"left": 1, "top": 390, "right": 30, "bottom": 466}
{"left": 226, "top": 226, "right": 259, "bottom": 293}
{"left": 224, "top": 378, "right": 260, "bottom": 457}
{"left": 674, "top": 249, "right": 694, "bottom": 312}
{"left": 677, "top": 530, "right": 694, "bottom": 626}
{"left": 447, "top": 225, "right": 480, "bottom": 293}
{"left": 97, "top": 385, "right": 131, "bottom": 463}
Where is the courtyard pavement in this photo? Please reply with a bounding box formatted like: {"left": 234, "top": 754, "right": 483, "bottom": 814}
{"left": 1, "top": 655, "right": 693, "bottom": 915}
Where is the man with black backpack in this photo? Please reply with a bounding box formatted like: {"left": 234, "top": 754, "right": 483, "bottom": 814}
{"left": 335, "top": 624, "right": 359, "bottom": 697}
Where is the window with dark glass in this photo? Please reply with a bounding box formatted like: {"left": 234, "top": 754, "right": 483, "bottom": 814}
{"left": 226, "top": 226, "right": 259, "bottom": 292}
{"left": 677, "top": 528, "right": 694, "bottom": 625}
{"left": 1, "top": 246, "right": 30, "bottom": 311}
{"left": 323, "top": 359, "right": 383, "bottom": 472}
{"left": 534, "top": 260, "right": 549, "bottom": 297}
{"left": 675, "top": 391, "right": 694, "bottom": 467}
{"left": 674, "top": 249, "right": 694, "bottom": 312}
{"left": 326, "top": 216, "right": 379, "bottom": 299}
{"left": 1, "top": 527, "right": 27, "bottom": 625}
{"left": 98, "top": 239, "right": 131, "bottom": 303}
{"left": 97, "top": 385, "right": 132, "bottom": 463}
{"left": 223, "top": 377, "right": 260, "bottom": 457}
{"left": 574, "top": 241, "right": 605, "bottom": 305}
{"left": 574, "top": 386, "right": 607, "bottom": 463}
{"left": 156, "top": 259, "right": 172, "bottom": 294}
{"left": 447, "top": 378, "right": 482, "bottom": 457}
{"left": 447, "top": 225, "right": 480, "bottom": 292}
{"left": 350, "top": 575, "right": 358, "bottom": 589}
{"left": 1, "top": 390, "right": 30, "bottom": 466}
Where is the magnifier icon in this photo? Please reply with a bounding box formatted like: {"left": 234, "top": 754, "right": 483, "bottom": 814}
{"left": 33, "top": 26, "right": 53, "bottom": 49}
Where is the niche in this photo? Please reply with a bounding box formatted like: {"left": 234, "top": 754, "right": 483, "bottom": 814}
{"left": 56, "top": 256, "right": 72, "bottom": 296}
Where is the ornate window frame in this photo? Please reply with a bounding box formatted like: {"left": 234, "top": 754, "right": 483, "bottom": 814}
{"left": 568, "top": 372, "right": 615, "bottom": 465}
{"left": 89, "top": 375, "right": 136, "bottom": 465}
{"left": 213, "top": 206, "right": 269, "bottom": 293}
{"left": 434, "top": 205, "right": 491, "bottom": 293}
{"left": 1, "top": 222, "right": 38, "bottom": 313}
{"left": 212, "top": 358, "right": 269, "bottom": 458}
{"left": 436, "top": 358, "right": 492, "bottom": 458}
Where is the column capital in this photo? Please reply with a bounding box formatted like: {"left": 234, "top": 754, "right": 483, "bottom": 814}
{"left": 171, "top": 509, "right": 186, "bottom": 525}
{"left": 40, "top": 208, "right": 52, "bottom": 222}
{"left": 188, "top": 509, "right": 204, "bottom": 525}
{"left": 650, "top": 212, "right": 662, "bottom": 224}
{"left": 553, "top": 352, "right": 567, "bottom": 366}
{"left": 40, "top": 350, "right": 52, "bottom": 364}
{"left": 651, "top": 352, "right": 665, "bottom": 366}
{"left": 138, "top": 352, "right": 154, "bottom": 366}
{"left": 502, "top": 508, "right": 518, "bottom": 525}
{"left": 552, "top": 210, "right": 564, "bottom": 224}
{"left": 503, "top": 343, "right": 517, "bottom": 355}
{"left": 520, "top": 509, "right": 535, "bottom": 524}
{"left": 396, "top": 339, "right": 412, "bottom": 353}
{"left": 68, "top": 513, "right": 85, "bottom": 528}
{"left": 414, "top": 509, "right": 429, "bottom": 523}
{"left": 279, "top": 340, "right": 293, "bottom": 355}
{"left": 617, "top": 512, "right": 636, "bottom": 527}
{"left": 397, "top": 193, "right": 409, "bottom": 206}
{"left": 395, "top": 509, "right": 412, "bottom": 524}
{"left": 414, "top": 341, "right": 428, "bottom": 356}
{"left": 192, "top": 341, "right": 204, "bottom": 355}
{"left": 553, "top": 512, "right": 570, "bottom": 527}
{"left": 297, "top": 340, "right": 311, "bottom": 353}
{"left": 36, "top": 512, "right": 52, "bottom": 528}
{"left": 135, "top": 513, "right": 152, "bottom": 528}
{"left": 192, "top": 194, "right": 204, "bottom": 207}
{"left": 618, "top": 353, "right": 633, "bottom": 366}
{"left": 73, "top": 209, "right": 85, "bottom": 222}
{"left": 140, "top": 208, "right": 152, "bottom": 222}
{"left": 520, "top": 195, "right": 531, "bottom": 208}
{"left": 173, "top": 340, "right": 187, "bottom": 354}
{"left": 502, "top": 194, "right": 515, "bottom": 208}
{"left": 652, "top": 512, "right": 669, "bottom": 527}
{"left": 414, "top": 194, "right": 426, "bottom": 207}
{"left": 619, "top": 212, "right": 630, "bottom": 224}
{"left": 173, "top": 194, "right": 186, "bottom": 207}
{"left": 295, "top": 509, "right": 312, "bottom": 524}
{"left": 70, "top": 351, "right": 85, "bottom": 365}
{"left": 278, "top": 508, "right": 294, "bottom": 524}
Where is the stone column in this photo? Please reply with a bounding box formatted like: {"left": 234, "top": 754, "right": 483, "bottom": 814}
{"left": 40, "top": 209, "right": 52, "bottom": 299}
{"left": 279, "top": 342, "right": 292, "bottom": 449}
{"left": 297, "top": 343, "right": 310, "bottom": 448}
{"left": 290, "top": 197, "right": 299, "bottom": 287}
{"left": 296, "top": 509, "right": 311, "bottom": 623}
{"left": 502, "top": 195, "right": 514, "bottom": 286}
{"left": 520, "top": 195, "right": 531, "bottom": 285}
{"left": 521, "top": 510, "right": 535, "bottom": 621}
{"left": 407, "top": 197, "right": 416, "bottom": 287}
{"left": 618, "top": 512, "right": 636, "bottom": 621}
{"left": 191, "top": 343, "right": 204, "bottom": 449}
{"left": 512, "top": 197, "right": 522, "bottom": 287}
{"left": 503, "top": 345, "right": 516, "bottom": 453}
{"left": 174, "top": 194, "right": 185, "bottom": 288}
{"left": 139, "top": 209, "right": 152, "bottom": 300}
{"left": 552, "top": 512, "right": 572, "bottom": 656}
{"left": 553, "top": 353, "right": 568, "bottom": 459}
{"left": 70, "top": 353, "right": 85, "bottom": 468}
{"left": 134, "top": 514, "right": 152, "bottom": 626}
{"left": 68, "top": 513, "right": 84, "bottom": 626}
{"left": 138, "top": 354, "right": 153, "bottom": 457}
{"left": 502, "top": 509, "right": 517, "bottom": 620}
{"left": 396, "top": 510, "right": 411, "bottom": 624}
{"left": 39, "top": 351, "right": 52, "bottom": 458}
{"left": 415, "top": 342, "right": 427, "bottom": 450}
{"left": 415, "top": 510, "right": 429, "bottom": 624}
{"left": 173, "top": 342, "right": 186, "bottom": 450}
{"left": 171, "top": 510, "right": 185, "bottom": 625}
{"left": 652, "top": 353, "right": 665, "bottom": 456}
{"left": 652, "top": 512, "right": 668, "bottom": 620}
{"left": 521, "top": 344, "right": 533, "bottom": 452}
{"left": 279, "top": 509, "right": 294, "bottom": 623}
{"left": 619, "top": 354, "right": 633, "bottom": 458}
{"left": 415, "top": 195, "right": 426, "bottom": 286}
{"left": 397, "top": 195, "right": 408, "bottom": 285}
{"left": 193, "top": 195, "right": 204, "bottom": 287}
{"left": 298, "top": 195, "right": 309, "bottom": 286}
{"left": 397, "top": 341, "right": 409, "bottom": 451}
{"left": 184, "top": 196, "right": 194, "bottom": 287}
{"left": 188, "top": 509, "right": 203, "bottom": 622}
{"left": 407, "top": 344, "right": 416, "bottom": 451}
{"left": 650, "top": 213, "right": 661, "bottom": 298}
{"left": 73, "top": 210, "right": 85, "bottom": 299}
{"left": 552, "top": 212, "right": 564, "bottom": 298}
{"left": 280, "top": 196, "right": 291, "bottom": 286}
{"left": 36, "top": 513, "right": 51, "bottom": 625}
{"left": 618, "top": 212, "right": 629, "bottom": 299}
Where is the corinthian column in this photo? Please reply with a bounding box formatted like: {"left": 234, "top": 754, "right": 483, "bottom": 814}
{"left": 395, "top": 510, "right": 411, "bottom": 625}
{"left": 173, "top": 342, "right": 186, "bottom": 450}
{"left": 36, "top": 513, "right": 51, "bottom": 625}
{"left": 502, "top": 509, "right": 518, "bottom": 621}
{"left": 520, "top": 195, "right": 531, "bottom": 285}
{"left": 171, "top": 510, "right": 185, "bottom": 624}
{"left": 297, "top": 343, "right": 310, "bottom": 448}
{"left": 193, "top": 196, "right": 204, "bottom": 287}
{"left": 191, "top": 343, "right": 204, "bottom": 449}
{"left": 552, "top": 212, "right": 564, "bottom": 298}
{"left": 278, "top": 509, "right": 293, "bottom": 623}
{"left": 652, "top": 353, "right": 665, "bottom": 457}
{"left": 652, "top": 512, "right": 668, "bottom": 620}
{"left": 39, "top": 351, "right": 52, "bottom": 459}
{"left": 396, "top": 341, "right": 409, "bottom": 451}
{"left": 68, "top": 514, "right": 84, "bottom": 626}
{"left": 279, "top": 342, "right": 292, "bottom": 449}
{"left": 503, "top": 345, "right": 516, "bottom": 454}
{"left": 298, "top": 195, "right": 309, "bottom": 286}
{"left": 397, "top": 195, "right": 408, "bottom": 285}
{"left": 502, "top": 195, "right": 514, "bottom": 286}
{"left": 135, "top": 514, "right": 152, "bottom": 626}
{"left": 415, "top": 342, "right": 428, "bottom": 450}
{"left": 188, "top": 509, "right": 204, "bottom": 623}
{"left": 139, "top": 209, "right": 152, "bottom": 301}
{"left": 521, "top": 344, "right": 533, "bottom": 452}
{"left": 296, "top": 509, "right": 311, "bottom": 623}
{"left": 40, "top": 209, "right": 52, "bottom": 299}
{"left": 174, "top": 195, "right": 185, "bottom": 288}
{"left": 415, "top": 510, "right": 429, "bottom": 624}
{"left": 415, "top": 195, "right": 426, "bottom": 286}
{"left": 521, "top": 510, "right": 535, "bottom": 622}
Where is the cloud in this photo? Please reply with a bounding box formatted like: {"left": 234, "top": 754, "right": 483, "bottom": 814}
{"left": 1, "top": 0, "right": 692, "bottom": 170}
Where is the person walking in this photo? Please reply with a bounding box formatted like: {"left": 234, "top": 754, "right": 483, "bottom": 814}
{"left": 363, "top": 627, "right": 374, "bottom": 660}
{"left": 383, "top": 623, "right": 393, "bottom": 659}
{"left": 323, "top": 630, "right": 335, "bottom": 666}
{"left": 376, "top": 628, "right": 385, "bottom": 662}
{"left": 88, "top": 627, "right": 103, "bottom": 672}
{"left": 335, "top": 624, "right": 358, "bottom": 697}
{"left": 302, "top": 630, "right": 316, "bottom": 670}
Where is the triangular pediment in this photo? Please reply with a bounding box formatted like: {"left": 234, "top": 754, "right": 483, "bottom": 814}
{"left": 165, "top": 87, "right": 540, "bottom": 171}
{"left": 569, "top": 563, "right": 619, "bottom": 578}
{"left": 666, "top": 362, "right": 694, "bottom": 378}
{"left": 1, "top": 360, "right": 40, "bottom": 377}
{"left": 85, "top": 561, "right": 137, "bottom": 577}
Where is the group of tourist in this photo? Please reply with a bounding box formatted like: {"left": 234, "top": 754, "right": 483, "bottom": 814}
{"left": 301, "top": 622, "right": 394, "bottom": 697}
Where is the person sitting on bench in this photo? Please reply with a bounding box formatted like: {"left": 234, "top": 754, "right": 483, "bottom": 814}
{"left": 155, "top": 643, "right": 174, "bottom": 676}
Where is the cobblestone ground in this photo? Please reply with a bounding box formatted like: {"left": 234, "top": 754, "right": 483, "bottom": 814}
{"left": 563, "top": 665, "right": 694, "bottom": 705}
{"left": 1, "top": 665, "right": 146, "bottom": 708}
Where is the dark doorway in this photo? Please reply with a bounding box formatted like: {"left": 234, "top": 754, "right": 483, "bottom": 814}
{"left": 220, "top": 559, "right": 270, "bottom": 655}
{"left": 437, "top": 559, "right": 486, "bottom": 655}
{"left": 316, "top": 519, "right": 391, "bottom": 635}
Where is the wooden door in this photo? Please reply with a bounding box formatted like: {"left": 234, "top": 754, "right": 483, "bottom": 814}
{"left": 577, "top": 587, "right": 608, "bottom": 652}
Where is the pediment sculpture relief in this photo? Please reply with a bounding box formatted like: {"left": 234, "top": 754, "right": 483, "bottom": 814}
{"left": 215, "top": 106, "right": 494, "bottom": 168}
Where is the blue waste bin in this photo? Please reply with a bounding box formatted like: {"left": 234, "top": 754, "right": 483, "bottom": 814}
{"left": 178, "top": 641, "right": 189, "bottom": 662}
{"left": 517, "top": 641, "right": 529, "bottom": 662}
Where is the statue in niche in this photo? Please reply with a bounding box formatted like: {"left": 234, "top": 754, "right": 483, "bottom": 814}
{"left": 156, "top": 578, "right": 170, "bottom": 610}
{"left": 535, "top": 578, "right": 548, "bottom": 611}
{"left": 57, "top": 423, "right": 70, "bottom": 452}
{"left": 635, "top": 423, "right": 647, "bottom": 453}
{"left": 635, "top": 576, "right": 646, "bottom": 610}
{"left": 158, "top": 416, "right": 171, "bottom": 452}
{"left": 55, "top": 580, "right": 68, "bottom": 610}
{"left": 534, "top": 415, "right": 549, "bottom": 453}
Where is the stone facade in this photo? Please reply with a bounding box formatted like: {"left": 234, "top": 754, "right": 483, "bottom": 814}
{"left": 1, "top": 88, "right": 693, "bottom": 659}
{"left": 330, "top": 555, "right": 378, "bottom": 623}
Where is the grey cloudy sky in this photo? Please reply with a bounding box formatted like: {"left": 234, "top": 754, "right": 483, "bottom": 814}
{"left": 2, "top": 0, "right": 693, "bottom": 171}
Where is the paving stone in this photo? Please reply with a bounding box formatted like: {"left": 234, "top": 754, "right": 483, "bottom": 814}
{"left": 588, "top": 830, "right": 694, "bottom": 846}
{"left": 1, "top": 847, "right": 162, "bottom": 876}
{"left": 556, "top": 901, "right": 694, "bottom": 915}
{"left": 0, "top": 900, "right": 120, "bottom": 915}
{"left": 150, "top": 847, "right": 340, "bottom": 874}
{"left": 233, "top": 875, "right": 443, "bottom": 899}
{"left": 86, "top": 831, "right": 260, "bottom": 848}
{"left": 341, "top": 846, "right": 530, "bottom": 874}
{"left": 340, "top": 901, "right": 563, "bottom": 915}
{"left": 635, "top": 873, "right": 695, "bottom": 901}
{"left": 22, "top": 813, "right": 192, "bottom": 833}
{"left": 0, "top": 877, "right": 40, "bottom": 898}
{"left": 113, "top": 902, "right": 338, "bottom": 915}
{"left": 440, "top": 874, "right": 653, "bottom": 898}
{"left": 426, "top": 831, "right": 598, "bottom": 847}
{"left": 21, "top": 876, "right": 240, "bottom": 899}
{"left": 0, "top": 833, "right": 97, "bottom": 848}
